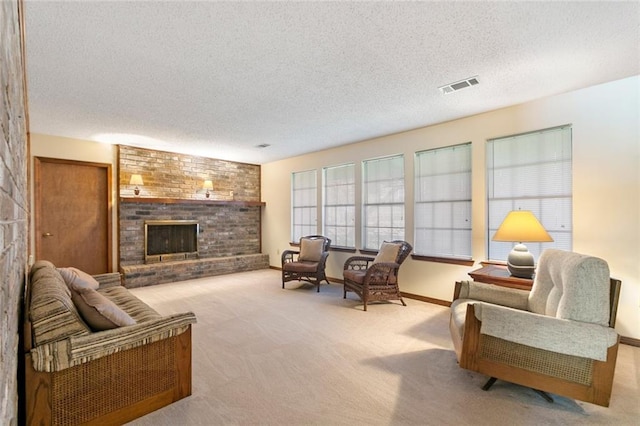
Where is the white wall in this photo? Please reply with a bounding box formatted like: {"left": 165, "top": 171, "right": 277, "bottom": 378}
{"left": 30, "top": 134, "right": 119, "bottom": 270}
{"left": 261, "top": 76, "right": 640, "bottom": 339}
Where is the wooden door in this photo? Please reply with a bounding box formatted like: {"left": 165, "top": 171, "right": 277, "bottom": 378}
{"left": 35, "top": 157, "right": 112, "bottom": 274}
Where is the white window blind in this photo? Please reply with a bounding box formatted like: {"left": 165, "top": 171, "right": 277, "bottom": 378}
{"left": 414, "top": 143, "right": 472, "bottom": 259}
{"left": 487, "top": 126, "right": 572, "bottom": 261}
{"left": 291, "top": 169, "right": 317, "bottom": 242}
{"left": 362, "top": 155, "right": 404, "bottom": 250}
{"left": 323, "top": 163, "right": 355, "bottom": 248}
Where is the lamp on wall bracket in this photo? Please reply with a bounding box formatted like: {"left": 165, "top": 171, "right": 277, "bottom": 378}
{"left": 492, "top": 210, "right": 553, "bottom": 279}
{"left": 129, "top": 174, "right": 143, "bottom": 196}
{"left": 203, "top": 180, "right": 213, "bottom": 198}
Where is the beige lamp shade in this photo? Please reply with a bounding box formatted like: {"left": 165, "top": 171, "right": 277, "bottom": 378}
{"left": 492, "top": 210, "right": 553, "bottom": 243}
{"left": 203, "top": 180, "right": 214, "bottom": 190}
{"left": 129, "top": 174, "right": 144, "bottom": 186}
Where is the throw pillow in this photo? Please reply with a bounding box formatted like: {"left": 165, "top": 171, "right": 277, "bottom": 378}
{"left": 298, "top": 238, "right": 324, "bottom": 262}
{"left": 58, "top": 267, "right": 100, "bottom": 292}
{"left": 373, "top": 242, "right": 402, "bottom": 264}
{"left": 71, "top": 288, "right": 136, "bottom": 331}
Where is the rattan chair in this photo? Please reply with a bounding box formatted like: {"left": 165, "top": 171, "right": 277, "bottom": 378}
{"left": 343, "top": 240, "right": 412, "bottom": 311}
{"left": 449, "top": 249, "right": 621, "bottom": 407}
{"left": 281, "top": 235, "right": 331, "bottom": 292}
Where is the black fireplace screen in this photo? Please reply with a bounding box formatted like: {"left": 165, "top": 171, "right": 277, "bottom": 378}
{"left": 145, "top": 220, "right": 198, "bottom": 262}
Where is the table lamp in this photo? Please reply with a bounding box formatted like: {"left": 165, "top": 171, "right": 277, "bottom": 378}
{"left": 129, "top": 174, "right": 143, "bottom": 196}
{"left": 203, "top": 180, "right": 213, "bottom": 198}
{"left": 492, "top": 210, "right": 553, "bottom": 278}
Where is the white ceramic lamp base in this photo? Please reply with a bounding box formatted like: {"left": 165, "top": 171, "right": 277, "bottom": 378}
{"left": 507, "top": 243, "right": 536, "bottom": 279}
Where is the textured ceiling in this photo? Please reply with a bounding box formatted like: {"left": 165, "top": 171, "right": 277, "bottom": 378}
{"left": 25, "top": 1, "right": 640, "bottom": 164}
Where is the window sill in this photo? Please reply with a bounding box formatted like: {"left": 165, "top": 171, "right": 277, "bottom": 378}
{"left": 330, "top": 246, "right": 357, "bottom": 253}
{"left": 411, "top": 254, "right": 475, "bottom": 266}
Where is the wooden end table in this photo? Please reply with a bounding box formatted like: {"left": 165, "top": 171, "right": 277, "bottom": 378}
{"left": 468, "top": 264, "right": 534, "bottom": 290}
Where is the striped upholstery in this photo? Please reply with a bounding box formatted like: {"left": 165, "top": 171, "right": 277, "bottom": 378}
{"left": 28, "top": 261, "right": 197, "bottom": 372}
{"left": 29, "top": 263, "right": 91, "bottom": 346}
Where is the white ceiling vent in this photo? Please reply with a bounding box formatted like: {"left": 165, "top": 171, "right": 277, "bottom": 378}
{"left": 439, "top": 76, "right": 479, "bottom": 94}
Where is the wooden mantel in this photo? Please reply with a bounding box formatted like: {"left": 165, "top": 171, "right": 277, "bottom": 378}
{"left": 120, "top": 197, "right": 265, "bottom": 207}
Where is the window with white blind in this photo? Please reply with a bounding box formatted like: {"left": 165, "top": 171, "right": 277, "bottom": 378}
{"left": 414, "top": 143, "right": 472, "bottom": 260}
{"left": 291, "top": 169, "right": 317, "bottom": 242}
{"left": 487, "top": 126, "right": 572, "bottom": 261}
{"left": 323, "top": 163, "right": 355, "bottom": 248}
{"left": 362, "top": 155, "right": 404, "bottom": 250}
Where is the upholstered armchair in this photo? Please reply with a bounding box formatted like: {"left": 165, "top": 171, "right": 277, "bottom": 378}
{"left": 450, "top": 249, "right": 621, "bottom": 407}
{"left": 282, "top": 235, "right": 331, "bottom": 292}
{"left": 343, "top": 240, "right": 413, "bottom": 311}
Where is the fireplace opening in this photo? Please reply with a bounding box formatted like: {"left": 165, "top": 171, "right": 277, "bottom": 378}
{"left": 144, "top": 220, "right": 199, "bottom": 263}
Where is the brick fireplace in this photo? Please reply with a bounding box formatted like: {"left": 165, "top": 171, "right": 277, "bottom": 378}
{"left": 118, "top": 146, "right": 268, "bottom": 287}
{"left": 144, "top": 220, "right": 199, "bottom": 263}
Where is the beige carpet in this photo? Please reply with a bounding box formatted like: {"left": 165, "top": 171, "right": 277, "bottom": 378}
{"left": 127, "top": 269, "right": 640, "bottom": 425}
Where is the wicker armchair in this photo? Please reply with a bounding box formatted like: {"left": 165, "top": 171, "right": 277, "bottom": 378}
{"left": 282, "top": 235, "right": 331, "bottom": 292}
{"left": 343, "top": 240, "right": 412, "bottom": 311}
{"left": 449, "top": 249, "right": 621, "bottom": 407}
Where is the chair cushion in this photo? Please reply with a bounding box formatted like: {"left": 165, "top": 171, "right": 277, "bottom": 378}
{"left": 373, "top": 242, "right": 401, "bottom": 264}
{"left": 58, "top": 267, "right": 100, "bottom": 292}
{"left": 343, "top": 269, "right": 366, "bottom": 284}
{"left": 299, "top": 238, "right": 324, "bottom": 262}
{"left": 528, "top": 249, "right": 610, "bottom": 326}
{"left": 71, "top": 288, "right": 136, "bottom": 331}
{"left": 283, "top": 261, "right": 319, "bottom": 273}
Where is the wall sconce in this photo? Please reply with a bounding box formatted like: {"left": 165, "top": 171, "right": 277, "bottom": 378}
{"left": 492, "top": 210, "right": 553, "bottom": 278}
{"left": 203, "top": 180, "right": 213, "bottom": 198}
{"left": 129, "top": 174, "right": 144, "bottom": 196}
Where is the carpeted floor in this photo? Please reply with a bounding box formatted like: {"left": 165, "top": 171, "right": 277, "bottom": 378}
{"left": 127, "top": 269, "right": 639, "bottom": 425}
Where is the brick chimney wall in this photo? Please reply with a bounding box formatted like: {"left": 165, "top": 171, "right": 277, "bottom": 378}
{"left": 119, "top": 145, "right": 260, "bottom": 201}
{"left": 118, "top": 146, "right": 264, "bottom": 268}
{"left": 1, "top": 1, "right": 29, "bottom": 423}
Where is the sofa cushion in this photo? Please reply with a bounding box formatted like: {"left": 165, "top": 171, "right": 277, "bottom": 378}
{"left": 29, "top": 267, "right": 90, "bottom": 345}
{"left": 72, "top": 288, "right": 136, "bottom": 331}
{"left": 58, "top": 267, "right": 100, "bottom": 292}
{"left": 299, "top": 238, "right": 324, "bottom": 262}
{"left": 373, "top": 242, "right": 401, "bottom": 264}
{"left": 98, "top": 286, "right": 162, "bottom": 323}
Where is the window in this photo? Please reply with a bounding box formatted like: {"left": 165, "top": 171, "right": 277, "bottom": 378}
{"left": 291, "top": 169, "right": 317, "bottom": 242}
{"left": 362, "top": 155, "right": 404, "bottom": 250}
{"left": 487, "top": 126, "right": 572, "bottom": 261}
{"left": 323, "top": 163, "right": 355, "bottom": 248}
{"left": 414, "top": 143, "right": 472, "bottom": 260}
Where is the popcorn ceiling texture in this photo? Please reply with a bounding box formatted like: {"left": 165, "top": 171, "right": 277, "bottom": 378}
{"left": 0, "top": 1, "right": 29, "bottom": 423}
{"left": 24, "top": 2, "right": 640, "bottom": 164}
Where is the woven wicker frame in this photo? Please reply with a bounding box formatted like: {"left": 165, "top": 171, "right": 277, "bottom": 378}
{"left": 25, "top": 328, "right": 192, "bottom": 426}
{"left": 23, "top": 263, "right": 195, "bottom": 425}
{"left": 342, "top": 240, "right": 412, "bottom": 311}
{"left": 479, "top": 334, "right": 593, "bottom": 386}
{"left": 453, "top": 298, "right": 619, "bottom": 407}
{"left": 282, "top": 235, "right": 331, "bottom": 292}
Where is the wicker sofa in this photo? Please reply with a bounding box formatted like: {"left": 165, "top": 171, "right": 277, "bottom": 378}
{"left": 23, "top": 260, "right": 197, "bottom": 425}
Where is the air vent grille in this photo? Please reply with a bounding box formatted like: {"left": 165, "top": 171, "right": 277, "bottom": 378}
{"left": 439, "top": 76, "right": 479, "bottom": 94}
